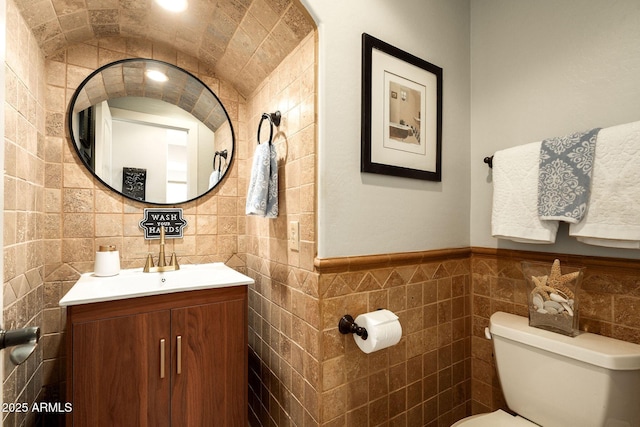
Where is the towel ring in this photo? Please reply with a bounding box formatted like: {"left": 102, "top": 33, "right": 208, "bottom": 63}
{"left": 213, "top": 149, "right": 227, "bottom": 172}
{"left": 257, "top": 111, "right": 281, "bottom": 145}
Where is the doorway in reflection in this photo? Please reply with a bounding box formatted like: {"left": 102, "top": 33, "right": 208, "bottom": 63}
{"left": 92, "top": 98, "right": 216, "bottom": 204}
{"left": 165, "top": 128, "right": 189, "bottom": 203}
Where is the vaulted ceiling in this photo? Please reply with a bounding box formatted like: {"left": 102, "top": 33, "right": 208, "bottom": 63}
{"left": 15, "top": 0, "right": 315, "bottom": 96}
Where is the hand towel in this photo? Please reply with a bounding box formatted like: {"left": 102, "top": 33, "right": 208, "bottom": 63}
{"left": 492, "top": 141, "right": 559, "bottom": 243}
{"left": 245, "top": 143, "right": 278, "bottom": 218}
{"left": 569, "top": 121, "right": 640, "bottom": 247}
{"left": 538, "top": 128, "right": 600, "bottom": 223}
{"left": 208, "top": 170, "right": 221, "bottom": 189}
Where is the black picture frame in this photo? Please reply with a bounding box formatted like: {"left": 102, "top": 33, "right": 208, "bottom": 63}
{"left": 361, "top": 33, "right": 443, "bottom": 181}
{"left": 122, "top": 167, "right": 147, "bottom": 201}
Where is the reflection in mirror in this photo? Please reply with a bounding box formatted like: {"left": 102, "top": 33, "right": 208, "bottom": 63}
{"left": 69, "top": 59, "right": 234, "bottom": 205}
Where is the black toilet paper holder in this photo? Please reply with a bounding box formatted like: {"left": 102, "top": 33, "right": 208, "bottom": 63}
{"left": 0, "top": 326, "right": 40, "bottom": 365}
{"left": 338, "top": 315, "right": 368, "bottom": 340}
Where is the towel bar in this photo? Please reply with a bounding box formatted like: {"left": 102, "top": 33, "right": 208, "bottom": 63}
{"left": 484, "top": 156, "right": 494, "bottom": 168}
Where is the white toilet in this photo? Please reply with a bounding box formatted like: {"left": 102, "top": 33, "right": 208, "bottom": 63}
{"left": 453, "top": 311, "right": 640, "bottom": 427}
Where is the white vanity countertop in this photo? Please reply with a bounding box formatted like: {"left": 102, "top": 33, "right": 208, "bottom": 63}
{"left": 59, "top": 262, "right": 254, "bottom": 307}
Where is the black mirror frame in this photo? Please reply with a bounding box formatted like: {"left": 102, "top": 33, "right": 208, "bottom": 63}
{"left": 67, "top": 58, "right": 235, "bottom": 205}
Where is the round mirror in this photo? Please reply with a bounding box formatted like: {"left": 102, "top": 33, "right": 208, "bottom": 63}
{"left": 68, "top": 58, "right": 234, "bottom": 205}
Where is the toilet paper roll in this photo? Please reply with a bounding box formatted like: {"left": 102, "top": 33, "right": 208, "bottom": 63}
{"left": 353, "top": 309, "right": 402, "bottom": 354}
{"left": 94, "top": 247, "right": 121, "bottom": 277}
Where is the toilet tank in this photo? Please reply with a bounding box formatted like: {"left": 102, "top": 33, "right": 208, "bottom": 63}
{"left": 489, "top": 312, "right": 640, "bottom": 427}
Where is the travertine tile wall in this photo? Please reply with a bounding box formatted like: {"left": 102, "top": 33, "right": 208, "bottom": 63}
{"left": 13, "top": 0, "right": 314, "bottom": 98}
{"left": 3, "top": 0, "right": 47, "bottom": 425}
{"left": 470, "top": 249, "right": 640, "bottom": 415}
{"left": 244, "top": 31, "right": 318, "bottom": 426}
{"left": 317, "top": 253, "right": 472, "bottom": 427}
{"left": 41, "top": 37, "right": 246, "bottom": 406}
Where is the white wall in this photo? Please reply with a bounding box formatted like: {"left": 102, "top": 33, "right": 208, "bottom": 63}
{"left": 112, "top": 120, "right": 168, "bottom": 202}
{"left": 302, "top": 0, "right": 471, "bottom": 258}
{"left": 303, "top": 0, "right": 640, "bottom": 259}
{"left": 470, "top": 0, "right": 640, "bottom": 258}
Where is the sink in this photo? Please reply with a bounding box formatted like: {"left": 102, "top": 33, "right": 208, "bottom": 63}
{"left": 59, "top": 262, "right": 254, "bottom": 306}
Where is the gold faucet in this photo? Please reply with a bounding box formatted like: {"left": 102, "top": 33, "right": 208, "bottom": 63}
{"left": 143, "top": 226, "right": 180, "bottom": 273}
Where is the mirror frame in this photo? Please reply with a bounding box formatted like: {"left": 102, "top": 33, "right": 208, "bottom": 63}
{"left": 67, "top": 58, "right": 235, "bottom": 205}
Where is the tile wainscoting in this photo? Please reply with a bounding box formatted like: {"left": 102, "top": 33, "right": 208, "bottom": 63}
{"left": 248, "top": 247, "right": 640, "bottom": 427}
{"left": 315, "top": 248, "right": 472, "bottom": 427}
{"left": 470, "top": 247, "right": 640, "bottom": 415}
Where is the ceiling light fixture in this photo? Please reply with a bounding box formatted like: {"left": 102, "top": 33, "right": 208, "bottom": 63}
{"left": 155, "top": 0, "right": 188, "bottom": 13}
{"left": 146, "top": 70, "right": 168, "bottom": 82}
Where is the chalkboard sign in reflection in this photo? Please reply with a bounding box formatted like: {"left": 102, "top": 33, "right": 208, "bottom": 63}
{"left": 123, "top": 167, "right": 146, "bottom": 201}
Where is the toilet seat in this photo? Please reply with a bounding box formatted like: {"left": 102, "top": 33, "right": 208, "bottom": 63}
{"left": 451, "top": 409, "right": 538, "bottom": 427}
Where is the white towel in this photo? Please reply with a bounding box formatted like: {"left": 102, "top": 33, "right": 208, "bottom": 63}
{"left": 569, "top": 121, "right": 640, "bottom": 247}
{"left": 208, "top": 170, "right": 221, "bottom": 189}
{"left": 491, "top": 141, "right": 559, "bottom": 243}
{"left": 245, "top": 143, "right": 278, "bottom": 218}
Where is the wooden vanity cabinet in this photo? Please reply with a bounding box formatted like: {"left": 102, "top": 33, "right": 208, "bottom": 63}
{"left": 66, "top": 285, "right": 248, "bottom": 427}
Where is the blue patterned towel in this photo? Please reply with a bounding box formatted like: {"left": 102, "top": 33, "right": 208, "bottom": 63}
{"left": 538, "top": 128, "right": 600, "bottom": 223}
{"left": 246, "top": 143, "right": 278, "bottom": 218}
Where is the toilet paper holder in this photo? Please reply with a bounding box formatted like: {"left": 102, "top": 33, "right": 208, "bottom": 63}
{"left": 338, "top": 314, "right": 368, "bottom": 340}
{"left": 0, "top": 326, "right": 40, "bottom": 365}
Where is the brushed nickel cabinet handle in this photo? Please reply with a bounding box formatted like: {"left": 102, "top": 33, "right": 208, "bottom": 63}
{"left": 176, "top": 335, "right": 182, "bottom": 374}
{"left": 160, "top": 339, "right": 166, "bottom": 379}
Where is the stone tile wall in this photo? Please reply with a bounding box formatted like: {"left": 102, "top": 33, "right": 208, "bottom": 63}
{"left": 470, "top": 248, "right": 640, "bottom": 415}
{"left": 41, "top": 37, "right": 245, "bottom": 407}
{"left": 13, "top": 0, "right": 314, "bottom": 98}
{"left": 244, "top": 31, "right": 317, "bottom": 426}
{"left": 316, "top": 251, "right": 472, "bottom": 427}
{"left": 2, "top": 0, "right": 47, "bottom": 425}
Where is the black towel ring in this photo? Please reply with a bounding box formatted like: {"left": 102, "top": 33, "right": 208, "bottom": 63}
{"left": 213, "top": 149, "right": 228, "bottom": 172}
{"left": 257, "top": 111, "right": 281, "bottom": 145}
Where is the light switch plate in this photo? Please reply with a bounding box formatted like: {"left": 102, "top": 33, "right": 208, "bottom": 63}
{"left": 289, "top": 221, "right": 299, "bottom": 252}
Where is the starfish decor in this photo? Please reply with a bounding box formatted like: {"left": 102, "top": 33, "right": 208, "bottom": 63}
{"left": 530, "top": 259, "right": 579, "bottom": 302}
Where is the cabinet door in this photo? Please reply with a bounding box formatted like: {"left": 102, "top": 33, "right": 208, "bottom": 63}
{"left": 71, "top": 310, "right": 171, "bottom": 427}
{"left": 171, "top": 297, "right": 247, "bottom": 426}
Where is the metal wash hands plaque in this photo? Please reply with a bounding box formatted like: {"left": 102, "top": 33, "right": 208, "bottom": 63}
{"left": 139, "top": 208, "right": 187, "bottom": 239}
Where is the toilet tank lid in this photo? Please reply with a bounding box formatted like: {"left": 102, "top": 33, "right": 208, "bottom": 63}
{"left": 489, "top": 312, "right": 640, "bottom": 370}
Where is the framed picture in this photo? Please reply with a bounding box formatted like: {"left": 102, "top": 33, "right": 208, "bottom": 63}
{"left": 122, "top": 167, "right": 147, "bottom": 201}
{"left": 361, "top": 33, "right": 442, "bottom": 181}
